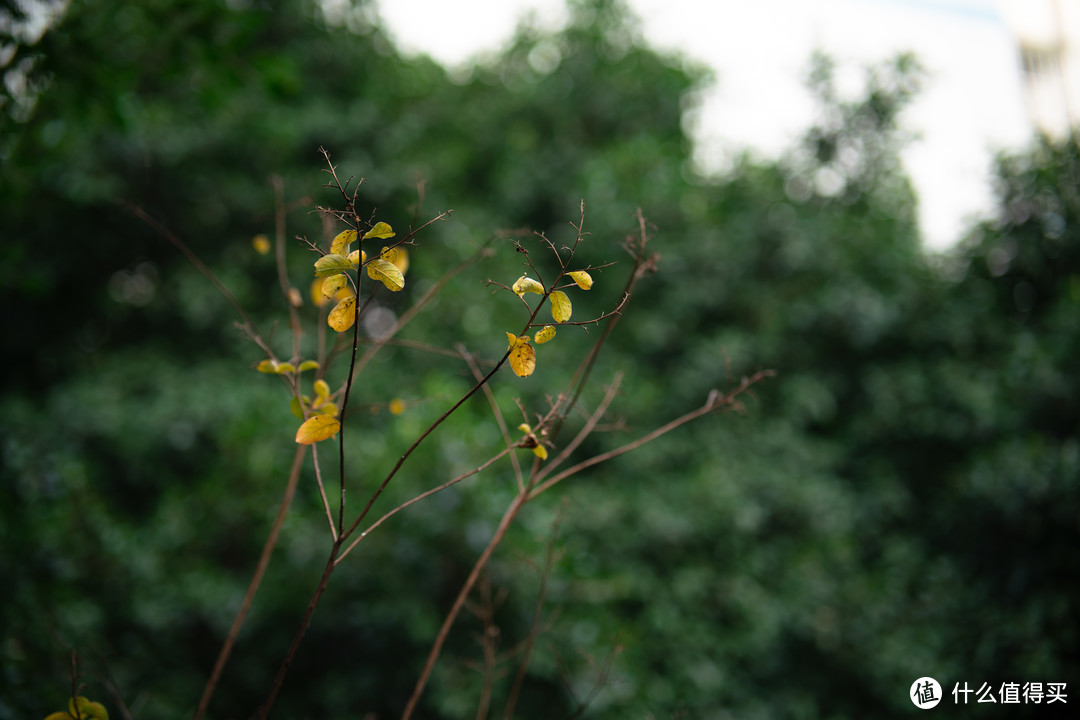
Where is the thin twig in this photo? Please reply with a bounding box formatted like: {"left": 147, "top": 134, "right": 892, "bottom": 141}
{"left": 529, "top": 370, "right": 776, "bottom": 500}
{"left": 335, "top": 447, "right": 512, "bottom": 566}
{"left": 195, "top": 445, "right": 308, "bottom": 720}
{"left": 459, "top": 344, "right": 525, "bottom": 490}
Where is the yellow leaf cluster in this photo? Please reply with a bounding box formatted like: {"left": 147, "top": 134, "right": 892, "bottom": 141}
{"left": 517, "top": 423, "right": 548, "bottom": 460}
{"left": 45, "top": 696, "right": 109, "bottom": 720}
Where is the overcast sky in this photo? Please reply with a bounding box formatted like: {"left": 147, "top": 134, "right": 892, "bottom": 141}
{"left": 374, "top": 0, "right": 1037, "bottom": 250}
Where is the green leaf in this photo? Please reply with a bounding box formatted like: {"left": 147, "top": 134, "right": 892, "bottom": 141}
{"left": 314, "top": 254, "right": 354, "bottom": 277}
{"left": 363, "top": 221, "right": 395, "bottom": 240}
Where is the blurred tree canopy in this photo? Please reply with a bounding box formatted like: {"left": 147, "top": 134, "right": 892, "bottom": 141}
{"left": 2, "top": 0, "right": 1077, "bottom": 718}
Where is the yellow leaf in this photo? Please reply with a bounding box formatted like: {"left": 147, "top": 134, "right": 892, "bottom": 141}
{"left": 331, "top": 229, "right": 357, "bottom": 255}
{"left": 298, "top": 360, "right": 320, "bottom": 372}
{"left": 252, "top": 234, "right": 271, "bottom": 255}
{"left": 366, "top": 258, "right": 405, "bottom": 292}
{"left": 44, "top": 712, "right": 72, "bottom": 720}
{"left": 328, "top": 296, "right": 357, "bottom": 332}
{"left": 313, "top": 379, "right": 331, "bottom": 399}
{"left": 256, "top": 359, "right": 277, "bottom": 374}
{"left": 321, "top": 273, "right": 348, "bottom": 299}
{"left": 363, "top": 221, "right": 395, "bottom": 240}
{"left": 295, "top": 414, "right": 341, "bottom": 444}
{"left": 348, "top": 249, "right": 364, "bottom": 267}
{"left": 549, "top": 290, "right": 572, "bottom": 323}
{"left": 318, "top": 402, "right": 339, "bottom": 417}
{"left": 508, "top": 337, "right": 536, "bottom": 377}
{"left": 391, "top": 247, "right": 409, "bottom": 274}
{"left": 69, "top": 697, "right": 109, "bottom": 720}
{"left": 512, "top": 274, "right": 545, "bottom": 298}
{"left": 532, "top": 444, "right": 548, "bottom": 460}
{"left": 311, "top": 278, "right": 329, "bottom": 307}
{"left": 314, "top": 254, "right": 353, "bottom": 277}
{"left": 534, "top": 325, "right": 556, "bottom": 344}
{"left": 567, "top": 270, "right": 593, "bottom": 290}
{"left": 389, "top": 398, "right": 406, "bottom": 415}
{"left": 506, "top": 332, "right": 519, "bottom": 349}
{"left": 274, "top": 362, "right": 295, "bottom": 374}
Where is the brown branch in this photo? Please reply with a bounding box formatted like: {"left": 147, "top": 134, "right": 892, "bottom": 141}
{"left": 195, "top": 445, "right": 308, "bottom": 720}
{"left": 528, "top": 370, "right": 775, "bottom": 500}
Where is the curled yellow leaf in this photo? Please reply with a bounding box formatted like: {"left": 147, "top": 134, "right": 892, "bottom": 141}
{"left": 532, "top": 444, "right": 548, "bottom": 460}
{"left": 298, "top": 360, "right": 320, "bottom": 372}
{"left": 331, "top": 229, "right": 357, "bottom": 255}
{"left": 534, "top": 325, "right": 556, "bottom": 344}
{"left": 313, "top": 379, "right": 331, "bottom": 399}
{"left": 567, "top": 270, "right": 593, "bottom": 290}
{"left": 549, "top": 290, "right": 572, "bottom": 323}
{"left": 348, "top": 249, "right": 364, "bottom": 267}
{"left": 295, "top": 414, "right": 341, "bottom": 444}
{"left": 512, "top": 274, "right": 545, "bottom": 298}
{"left": 328, "top": 296, "right": 357, "bottom": 332}
{"left": 508, "top": 337, "right": 536, "bottom": 377}
{"left": 506, "top": 332, "right": 520, "bottom": 349}
{"left": 319, "top": 274, "right": 345, "bottom": 300}
{"left": 366, "top": 258, "right": 405, "bottom": 292}
{"left": 363, "top": 221, "right": 395, "bottom": 240}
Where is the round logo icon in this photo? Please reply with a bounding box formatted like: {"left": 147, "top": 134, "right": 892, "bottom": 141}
{"left": 911, "top": 677, "right": 942, "bottom": 709}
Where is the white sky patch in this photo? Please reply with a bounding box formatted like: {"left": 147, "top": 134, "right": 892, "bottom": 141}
{"left": 374, "top": 0, "right": 1036, "bottom": 250}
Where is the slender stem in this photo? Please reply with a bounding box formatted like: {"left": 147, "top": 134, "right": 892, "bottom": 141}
{"left": 339, "top": 350, "right": 513, "bottom": 544}
{"left": 502, "top": 510, "right": 564, "bottom": 720}
{"left": 400, "top": 480, "right": 534, "bottom": 720}
{"left": 529, "top": 369, "right": 775, "bottom": 500}
{"left": 257, "top": 543, "right": 341, "bottom": 720}
{"left": 335, "top": 447, "right": 512, "bottom": 566}
{"left": 194, "top": 445, "right": 307, "bottom": 720}
{"left": 311, "top": 444, "right": 338, "bottom": 542}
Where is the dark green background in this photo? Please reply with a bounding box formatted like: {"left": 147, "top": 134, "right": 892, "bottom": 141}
{"left": 2, "top": 0, "right": 1077, "bottom": 717}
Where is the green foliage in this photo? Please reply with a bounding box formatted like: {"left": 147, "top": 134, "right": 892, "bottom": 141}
{"left": 2, "top": 0, "right": 1077, "bottom": 717}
